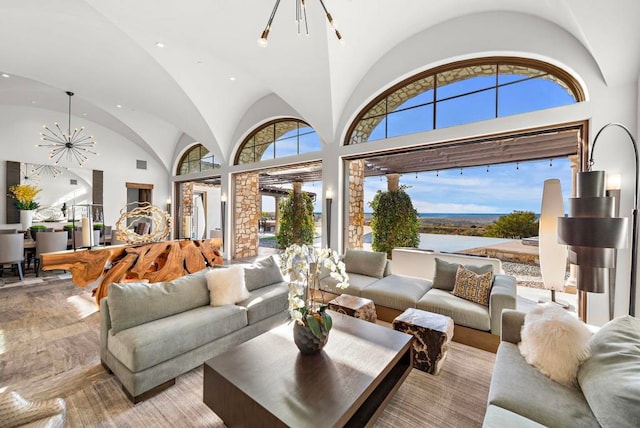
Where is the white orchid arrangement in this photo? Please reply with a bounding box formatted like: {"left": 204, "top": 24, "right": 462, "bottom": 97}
{"left": 278, "top": 244, "right": 349, "bottom": 337}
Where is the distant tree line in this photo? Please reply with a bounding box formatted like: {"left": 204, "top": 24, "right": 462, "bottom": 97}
{"left": 484, "top": 210, "right": 539, "bottom": 239}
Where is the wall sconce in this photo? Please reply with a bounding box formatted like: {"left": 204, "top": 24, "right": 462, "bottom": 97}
{"left": 607, "top": 173, "right": 622, "bottom": 191}
{"left": 220, "top": 194, "right": 227, "bottom": 253}
{"left": 325, "top": 189, "right": 333, "bottom": 249}
{"left": 166, "top": 198, "right": 172, "bottom": 213}
{"left": 558, "top": 122, "right": 638, "bottom": 318}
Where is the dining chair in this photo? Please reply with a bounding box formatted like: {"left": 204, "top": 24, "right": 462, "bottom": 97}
{"left": 35, "top": 231, "right": 68, "bottom": 277}
{"left": 102, "top": 226, "right": 112, "bottom": 245}
{"left": 111, "top": 228, "right": 127, "bottom": 245}
{"left": 0, "top": 233, "right": 25, "bottom": 280}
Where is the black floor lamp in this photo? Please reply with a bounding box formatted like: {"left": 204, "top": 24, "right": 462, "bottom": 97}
{"left": 220, "top": 194, "right": 227, "bottom": 253}
{"left": 559, "top": 123, "right": 638, "bottom": 318}
{"left": 325, "top": 189, "right": 333, "bottom": 249}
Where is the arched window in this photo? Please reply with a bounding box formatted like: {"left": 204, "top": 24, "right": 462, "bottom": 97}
{"left": 177, "top": 144, "right": 220, "bottom": 175}
{"left": 347, "top": 58, "right": 584, "bottom": 145}
{"left": 235, "top": 119, "right": 321, "bottom": 165}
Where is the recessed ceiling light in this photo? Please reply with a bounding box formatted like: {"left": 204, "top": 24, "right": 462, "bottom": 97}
{"left": 156, "top": 42, "right": 165, "bottom": 48}
{"left": 82, "top": 113, "right": 88, "bottom": 116}
{"left": 229, "top": 76, "right": 236, "bottom": 81}
{"left": 116, "top": 104, "right": 122, "bottom": 108}
{"left": 31, "top": 101, "right": 37, "bottom": 104}
{"left": 1, "top": 73, "right": 9, "bottom": 78}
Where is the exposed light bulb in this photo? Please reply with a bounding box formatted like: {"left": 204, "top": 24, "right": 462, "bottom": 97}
{"left": 258, "top": 37, "right": 268, "bottom": 47}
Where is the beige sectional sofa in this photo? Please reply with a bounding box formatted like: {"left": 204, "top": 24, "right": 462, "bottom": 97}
{"left": 100, "top": 257, "right": 288, "bottom": 402}
{"left": 319, "top": 248, "right": 517, "bottom": 351}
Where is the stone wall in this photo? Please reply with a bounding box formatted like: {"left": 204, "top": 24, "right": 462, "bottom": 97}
{"left": 234, "top": 172, "right": 260, "bottom": 259}
{"left": 348, "top": 160, "right": 365, "bottom": 249}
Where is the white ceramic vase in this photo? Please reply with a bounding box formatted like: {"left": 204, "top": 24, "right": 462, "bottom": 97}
{"left": 20, "top": 209, "right": 35, "bottom": 231}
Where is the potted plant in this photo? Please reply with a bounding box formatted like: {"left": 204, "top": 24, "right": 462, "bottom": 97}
{"left": 93, "top": 223, "right": 105, "bottom": 237}
{"left": 278, "top": 244, "right": 349, "bottom": 354}
{"left": 29, "top": 225, "right": 46, "bottom": 240}
{"left": 276, "top": 190, "right": 315, "bottom": 248}
{"left": 63, "top": 223, "right": 76, "bottom": 239}
{"left": 369, "top": 186, "right": 420, "bottom": 258}
{"left": 8, "top": 184, "right": 41, "bottom": 230}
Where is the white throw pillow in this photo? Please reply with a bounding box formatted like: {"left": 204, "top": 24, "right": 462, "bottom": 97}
{"left": 518, "top": 303, "right": 592, "bottom": 386}
{"left": 205, "top": 266, "right": 250, "bottom": 306}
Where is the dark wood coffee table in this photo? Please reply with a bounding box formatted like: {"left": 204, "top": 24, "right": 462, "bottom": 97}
{"left": 203, "top": 311, "right": 413, "bottom": 427}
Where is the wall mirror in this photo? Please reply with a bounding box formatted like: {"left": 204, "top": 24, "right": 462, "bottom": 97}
{"left": 5, "top": 161, "right": 103, "bottom": 224}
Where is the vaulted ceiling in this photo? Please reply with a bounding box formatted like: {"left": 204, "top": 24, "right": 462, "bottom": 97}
{"left": 1, "top": 1, "right": 639, "bottom": 172}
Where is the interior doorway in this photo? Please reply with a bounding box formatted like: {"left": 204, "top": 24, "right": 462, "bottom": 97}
{"left": 174, "top": 178, "right": 222, "bottom": 240}
{"left": 126, "top": 182, "right": 153, "bottom": 207}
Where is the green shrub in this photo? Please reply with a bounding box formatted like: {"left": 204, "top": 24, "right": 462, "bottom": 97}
{"left": 484, "top": 210, "right": 539, "bottom": 238}
{"left": 276, "top": 190, "right": 315, "bottom": 248}
{"left": 369, "top": 188, "right": 420, "bottom": 258}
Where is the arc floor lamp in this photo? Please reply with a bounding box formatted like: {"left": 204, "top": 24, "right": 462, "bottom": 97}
{"left": 558, "top": 123, "right": 638, "bottom": 317}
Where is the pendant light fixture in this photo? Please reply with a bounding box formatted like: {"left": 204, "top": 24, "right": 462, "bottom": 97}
{"left": 37, "top": 91, "right": 98, "bottom": 167}
{"left": 258, "top": 0, "right": 342, "bottom": 47}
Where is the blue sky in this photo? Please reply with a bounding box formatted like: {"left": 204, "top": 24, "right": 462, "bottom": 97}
{"left": 261, "top": 157, "right": 572, "bottom": 214}
{"left": 363, "top": 158, "right": 572, "bottom": 214}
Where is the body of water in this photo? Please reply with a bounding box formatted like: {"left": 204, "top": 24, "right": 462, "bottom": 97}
{"left": 363, "top": 232, "right": 515, "bottom": 253}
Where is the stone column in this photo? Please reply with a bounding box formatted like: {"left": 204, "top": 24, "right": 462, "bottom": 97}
{"left": 180, "top": 182, "right": 195, "bottom": 239}
{"left": 234, "top": 172, "right": 260, "bottom": 259}
{"left": 387, "top": 173, "right": 401, "bottom": 191}
{"left": 348, "top": 160, "right": 365, "bottom": 249}
{"left": 565, "top": 154, "right": 579, "bottom": 294}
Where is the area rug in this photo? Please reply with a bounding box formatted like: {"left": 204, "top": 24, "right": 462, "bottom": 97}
{"left": 0, "top": 276, "right": 495, "bottom": 427}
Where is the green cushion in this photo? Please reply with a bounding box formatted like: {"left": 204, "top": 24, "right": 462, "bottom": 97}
{"left": 432, "top": 257, "right": 493, "bottom": 291}
{"left": 361, "top": 274, "right": 431, "bottom": 310}
{"left": 108, "top": 305, "right": 248, "bottom": 371}
{"left": 344, "top": 249, "right": 387, "bottom": 279}
{"left": 107, "top": 269, "right": 209, "bottom": 334}
{"left": 237, "top": 283, "right": 288, "bottom": 324}
{"left": 578, "top": 315, "right": 640, "bottom": 428}
{"left": 417, "top": 288, "right": 490, "bottom": 331}
{"left": 243, "top": 256, "right": 285, "bottom": 291}
{"left": 489, "top": 342, "right": 598, "bottom": 427}
{"left": 319, "top": 273, "right": 378, "bottom": 296}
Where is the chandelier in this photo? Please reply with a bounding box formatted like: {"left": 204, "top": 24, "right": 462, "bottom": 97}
{"left": 258, "top": 0, "right": 342, "bottom": 47}
{"left": 33, "top": 163, "right": 64, "bottom": 178}
{"left": 37, "top": 91, "right": 98, "bottom": 166}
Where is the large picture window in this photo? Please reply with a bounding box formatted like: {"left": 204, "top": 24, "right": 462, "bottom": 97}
{"left": 347, "top": 58, "right": 584, "bottom": 145}
{"left": 235, "top": 119, "right": 321, "bottom": 165}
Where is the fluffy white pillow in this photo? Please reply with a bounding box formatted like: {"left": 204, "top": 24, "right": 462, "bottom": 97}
{"left": 519, "top": 303, "right": 592, "bottom": 386}
{"left": 205, "top": 266, "right": 250, "bottom": 306}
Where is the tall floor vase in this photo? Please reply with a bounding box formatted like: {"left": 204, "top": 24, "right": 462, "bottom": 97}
{"left": 20, "top": 209, "right": 35, "bottom": 231}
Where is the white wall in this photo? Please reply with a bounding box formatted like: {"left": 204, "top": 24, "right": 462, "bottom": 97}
{"left": 0, "top": 105, "right": 171, "bottom": 227}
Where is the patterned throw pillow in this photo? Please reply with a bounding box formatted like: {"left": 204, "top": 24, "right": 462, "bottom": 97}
{"left": 451, "top": 265, "right": 493, "bottom": 306}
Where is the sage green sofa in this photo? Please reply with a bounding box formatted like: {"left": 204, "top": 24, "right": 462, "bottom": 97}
{"left": 319, "top": 248, "right": 516, "bottom": 349}
{"left": 484, "top": 310, "right": 640, "bottom": 428}
{"left": 100, "top": 257, "right": 288, "bottom": 403}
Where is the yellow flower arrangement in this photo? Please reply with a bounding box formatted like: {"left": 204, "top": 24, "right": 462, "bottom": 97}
{"left": 8, "top": 184, "right": 41, "bottom": 210}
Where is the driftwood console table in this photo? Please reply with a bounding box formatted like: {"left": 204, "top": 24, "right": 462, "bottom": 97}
{"left": 41, "top": 239, "right": 223, "bottom": 304}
